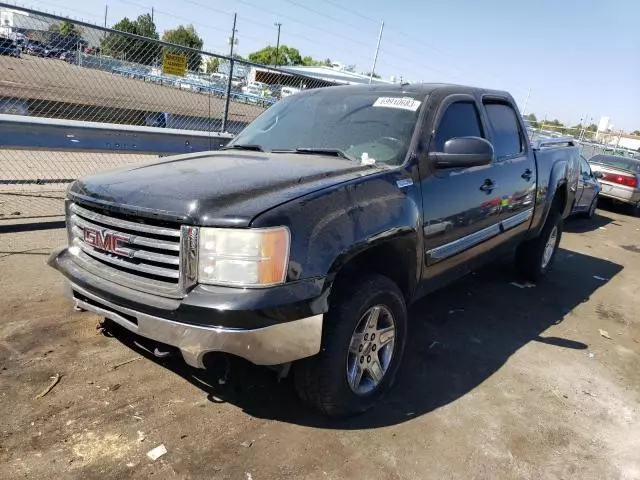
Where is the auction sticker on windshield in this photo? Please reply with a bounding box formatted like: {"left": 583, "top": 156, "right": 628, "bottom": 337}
{"left": 372, "top": 97, "right": 422, "bottom": 111}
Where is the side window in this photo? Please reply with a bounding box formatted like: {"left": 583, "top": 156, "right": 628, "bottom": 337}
{"left": 432, "top": 102, "right": 483, "bottom": 152}
{"left": 580, "top": 157, "right": 592, "bottom": 176}
{"left": 484, "top": 102, "right": 524, "bottom": 159}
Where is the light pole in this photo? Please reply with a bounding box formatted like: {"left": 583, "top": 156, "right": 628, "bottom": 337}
{"left": 369, "top": 20, "right": 384, "bottom": 84}
{"left": 274, "top": 22, "right": 281, "bottom": 67}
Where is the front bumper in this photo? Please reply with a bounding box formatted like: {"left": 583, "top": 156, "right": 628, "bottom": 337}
{"left": 49, "top": 247, "right": 324, "bottom": 369}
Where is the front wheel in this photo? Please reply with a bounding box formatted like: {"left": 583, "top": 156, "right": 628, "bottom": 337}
{"left": 294, "top": 274, "right": 407, "bottom": 416}
{"left": 515, "top": 209, "right": 563, "bottom": 282}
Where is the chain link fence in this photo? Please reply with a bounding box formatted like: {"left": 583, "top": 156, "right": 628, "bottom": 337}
{"left": 524, "top": 120, "right": 640, "bottom": 161}
{"left": 0, "top": 3, "right": 335, "bottom": 239}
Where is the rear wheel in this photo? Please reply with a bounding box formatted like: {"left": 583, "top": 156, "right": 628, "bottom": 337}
{"left": 515, "top": 209, "right": 563, "bottom": 282}
{"left": 583, "top": 196, "right": 598, "bottom": 219}
{"left": 294, "top": 274, "right": 407, "bottom": 416}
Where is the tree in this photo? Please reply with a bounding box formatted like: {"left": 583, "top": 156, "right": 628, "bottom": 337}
{"left": 632, "top": 130, "right": 640, "bottom": 136}
{"left": 101, "top": 14, "right": 160, "bottom": 65}
{"left": 47, "top": 21, "right": 85, "bottom": 50}
{"left": 49, "top": 21, "right": 83, "bottom": 37}
{"left": 248, "top": 45, "right": 331, "bottom": 67}
{"left": 248, "top": 45, "right": 303, "bottom": 66}
{"left": 162, "top": 25, "right": 204, "bottom": 72}
{"left": 362, "top": 71, "right": 381, "bottom": 78}
{"left": 525, "top": 113, "right": 539, "bottom": 128}
{"left": 206, "top": 56, "right": 220, "bottom": 73}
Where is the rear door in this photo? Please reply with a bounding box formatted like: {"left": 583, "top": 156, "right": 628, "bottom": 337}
{"left": 480, "top": 98, "right": 537, "bottom": 239}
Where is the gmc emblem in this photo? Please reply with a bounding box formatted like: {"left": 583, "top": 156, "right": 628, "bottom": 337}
{"left": 83, "top": 227, "right": 132, "bottom": 257}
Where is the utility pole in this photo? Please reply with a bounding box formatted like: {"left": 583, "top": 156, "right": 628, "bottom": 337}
{"left": 369, "top": 20, "right": 384, "bottom": 84}
{"left": 521, "top": 87, "right": 531, "bottom": 116}
{"left": 273, "top": 22, "right": 282, "bottom": 67}
{"left": 104, "top": 5, "right": 108, "bottom": 28}
{"left": 151, "top": 7, "right": 154, "bottom": 23}
{"left": 221, "top": 13, "right": 238, "bottom": 133}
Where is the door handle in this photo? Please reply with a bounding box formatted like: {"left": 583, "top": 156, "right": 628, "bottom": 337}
{"left": 479, "top": 179, "right": 496, "bottom": 192}
{"left": 521, "top": 169, "right": 533, "bottom": 181}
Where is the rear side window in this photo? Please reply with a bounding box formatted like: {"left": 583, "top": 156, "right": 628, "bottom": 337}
{"left": 433, "top": 102, "right": 483, "bottom": 152}
{"left": 484, "top": 102, "right": 524, "bottom": 159}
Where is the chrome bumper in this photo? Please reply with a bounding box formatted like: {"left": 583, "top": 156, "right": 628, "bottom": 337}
{"left": 68, "top": 282, "right": 323, "bottom": 369}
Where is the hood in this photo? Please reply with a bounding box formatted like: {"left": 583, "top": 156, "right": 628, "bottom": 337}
{"left": 69, "top": 150, "right": 383, "bottom": 226}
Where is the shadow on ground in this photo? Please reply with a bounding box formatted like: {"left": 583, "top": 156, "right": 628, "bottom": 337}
{"left": 564, "top": 212, "right": 614, "bottom": 233}
{"left": 106, "top": 248, "right": 622, "bottom": 430}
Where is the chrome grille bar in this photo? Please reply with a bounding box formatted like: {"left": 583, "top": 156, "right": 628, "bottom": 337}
{"left": 70, "top": 203, "right": 181, "bottom": 237}
{"left": 68, "top": 202, "right": 186, "bottom": 298}
{"left": 73, "top": 239, "right": 180, "bottom": 279}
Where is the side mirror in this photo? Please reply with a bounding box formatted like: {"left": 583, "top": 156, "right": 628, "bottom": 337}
{"left": 593, "top": 170, "right": 604, "bottom": 179}
{"left": 430, "top": 137, "right": 495, "bottom": 169}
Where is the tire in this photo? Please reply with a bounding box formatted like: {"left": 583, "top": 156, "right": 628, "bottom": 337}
{"left": 515, "top": 209, "right": 563, "bottom": 282}
{"left": 294, "top": 273, "right": 407, "bottom": 417}
{"left": 583, "top": 196, "right": 598, "bottom": 219}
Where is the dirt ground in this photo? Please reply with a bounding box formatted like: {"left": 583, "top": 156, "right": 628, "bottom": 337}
{"left": 0, "top": 55, "right": 264, "bottom": 122}
{"left": 1, "top": 202, "right": 639, "bottom": 480}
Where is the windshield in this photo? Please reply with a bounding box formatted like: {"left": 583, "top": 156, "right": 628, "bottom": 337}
{"left": 229, "top": 89, "right": 424, "bottom": 165}
{"left": 590, "top": 154, "right": 640, "bottom": 174}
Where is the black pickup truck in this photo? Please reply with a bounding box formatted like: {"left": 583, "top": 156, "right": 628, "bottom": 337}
{"left": 49, "top": 84, "right": 580, "bottom": 416}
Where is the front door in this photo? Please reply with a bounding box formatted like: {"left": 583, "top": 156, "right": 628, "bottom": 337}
{"left": 419, "top": 96, "right": 503, "bottom": 281}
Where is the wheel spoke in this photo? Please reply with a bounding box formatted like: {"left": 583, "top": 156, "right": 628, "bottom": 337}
{"left": 349, "top": 332, "right": 364, "bottom": 354}
{"left": 377, "top": 326, "right": 395, "bottom": 346}
{"left": 368, "top": 357, "right": 384, "bottom": 384}
{"left": 349, "top": 362, "right": 364, "bottom": 390}
{"left": 366, "top": 306, "right": 381, "bottom": 329}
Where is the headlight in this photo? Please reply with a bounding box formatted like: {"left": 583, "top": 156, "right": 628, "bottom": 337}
{"left": 198, "top": 227, "right": 290, "bottom": 287}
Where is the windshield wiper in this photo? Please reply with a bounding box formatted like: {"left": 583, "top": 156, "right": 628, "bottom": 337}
{"left": 294, "top": 148, "right": 355, "bottom": 161}
{"left": 221, "top": 144, "right": 266, "bottom": 152}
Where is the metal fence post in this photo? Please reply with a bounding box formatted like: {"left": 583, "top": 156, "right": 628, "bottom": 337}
{"left": 221, "top": 58, "right": 234, "bottom": 133}
{"left": 221, "top": 13, "right": 237, "bottom": 133}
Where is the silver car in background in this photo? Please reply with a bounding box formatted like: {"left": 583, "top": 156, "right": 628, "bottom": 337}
{"left": 588, "top": 154, "right": 640, "bottom": 215}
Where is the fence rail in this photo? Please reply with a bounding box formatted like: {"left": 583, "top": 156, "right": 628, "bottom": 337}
{"left": 0, "top": 3, "right": 336, "bottom": 224}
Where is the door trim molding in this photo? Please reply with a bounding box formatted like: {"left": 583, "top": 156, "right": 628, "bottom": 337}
{"left": 426, "top": 208, "right": 534, "bottom": 263}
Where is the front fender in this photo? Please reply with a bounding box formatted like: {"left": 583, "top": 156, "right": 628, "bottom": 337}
{"left": 251, "top": 169, "right": 423, "bottom": 293}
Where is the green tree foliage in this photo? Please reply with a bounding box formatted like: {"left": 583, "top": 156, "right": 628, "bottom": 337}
{"left": 206, "top": 56, "right": 220, "bottom": 73}
{"left": 631, "top": 130, "right": 640, "bottom": 136}
{"left": 47, "top": 21, "right": 84, "bottom": 50}
{"left": 248, "top": 45, "right": 330, "bottom": 67}
{"left": 49, "top": 21, "right": 83, "bottom": 37}
{"left": 162, "top": 25, "right": 204, "bottom": 72}
{"left": 101, "top": 14, "right": 160, "bottom": 65}
{"left": 363, "top": 71, "right": 381, "bottom": 78}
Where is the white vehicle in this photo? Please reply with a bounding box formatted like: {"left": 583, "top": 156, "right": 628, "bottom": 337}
{"left": 280, "top": 86, "right": 300, "bottom": 98}
{"left": 242, "top": 83, "right": 272, "bottom": 97}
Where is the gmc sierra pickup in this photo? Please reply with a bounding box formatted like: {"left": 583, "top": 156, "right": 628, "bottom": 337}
{"left": 49, "top": 84, "right": 580, "bottom": 416}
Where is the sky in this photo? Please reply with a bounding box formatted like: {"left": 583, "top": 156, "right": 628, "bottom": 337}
{"left": 15, "top": 0, "right": 640, "bottom": 130}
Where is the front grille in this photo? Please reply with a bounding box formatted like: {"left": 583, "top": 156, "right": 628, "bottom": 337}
{"left": 68, "top": 202, "right": 195, "bottom": 298}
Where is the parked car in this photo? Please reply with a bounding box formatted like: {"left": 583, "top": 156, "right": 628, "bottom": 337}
{"left": 49, "top": 84, "right": 579, "bottom": 416}
{"left": 0, "top": 37, "right": 21, "bottom": 57}
{"left": 59, "top": 51, "right": 74, "bottom": 63}
{"left": 588, "top": 154, "right": 640, "bottom": 215}
{"left": 44, "top": 46, "right": 63, "bottom": 58}
{"left": 25, "top": 41, "right": 45, "bottom": 56}
{"left": 571, "top": 155, "right": 601, "bottom": 218}
{"left": 280, "top": 86, "right": 300, "bottom": 98}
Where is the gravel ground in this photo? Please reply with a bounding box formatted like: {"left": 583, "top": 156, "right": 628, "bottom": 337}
{"left": 0, "top": 203, "right": 639, "bottom": 480}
